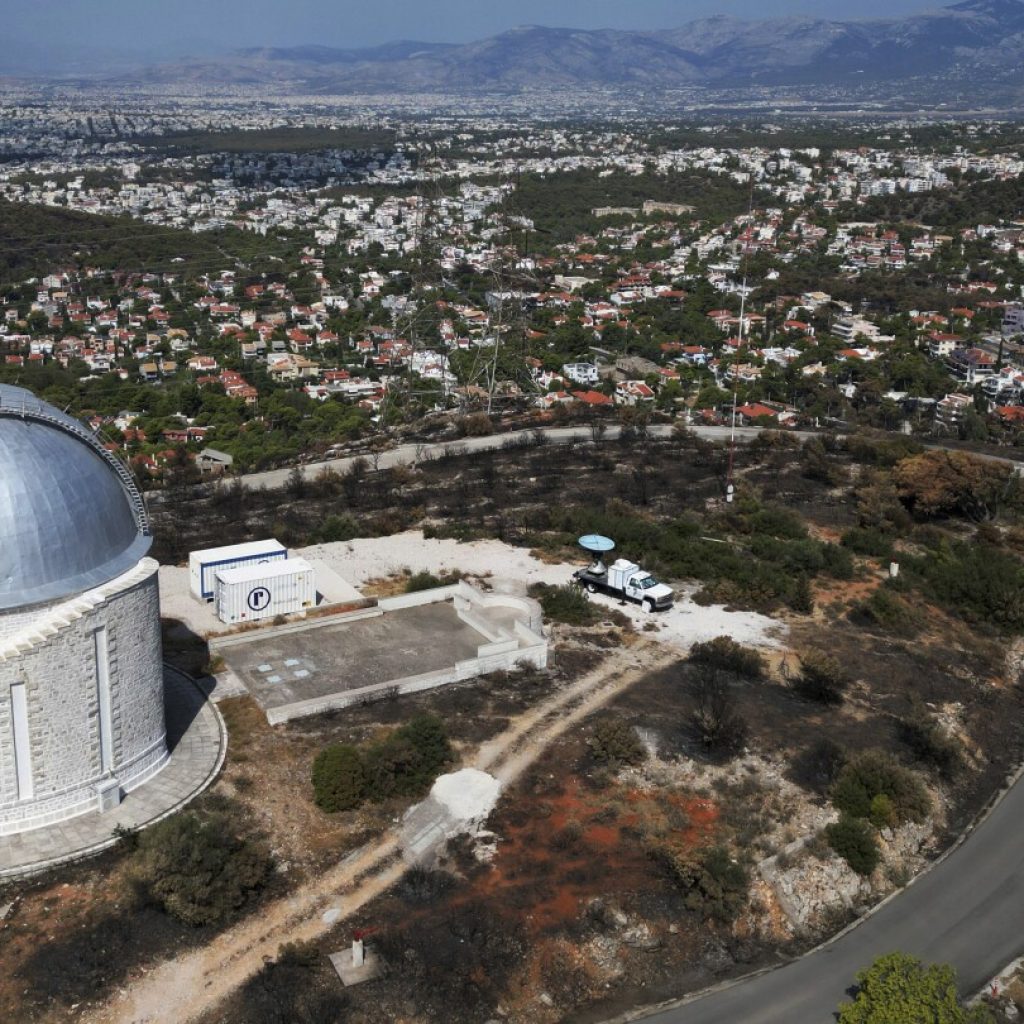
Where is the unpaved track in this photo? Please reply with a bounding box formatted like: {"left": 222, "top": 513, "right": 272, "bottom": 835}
{"left": 89, "top": 641, "right": 674, "bottom": 1024}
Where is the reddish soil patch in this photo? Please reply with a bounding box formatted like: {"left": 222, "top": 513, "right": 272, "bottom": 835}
{"left": 467, "top": 778, "right": 722, "bottom": 936}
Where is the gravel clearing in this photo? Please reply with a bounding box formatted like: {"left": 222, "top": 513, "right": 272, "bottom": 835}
{"left": 157, "top": 529, "right": 785, "bottom": 653}
{"left": 300, "top": 531, "right": 786, "bottom": 653}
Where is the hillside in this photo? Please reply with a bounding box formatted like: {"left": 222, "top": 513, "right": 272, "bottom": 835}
{"left": 0, "top": 200, "right": 305, "bottom": 286}
{"left": 96, "top": 0, "right": 1024, "bottom": 101}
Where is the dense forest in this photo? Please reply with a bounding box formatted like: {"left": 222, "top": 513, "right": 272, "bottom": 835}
{"left": 0, "top": 199, "right": 311, "bottom": 285}
{"left": 514, "top": 167, "right": 758, "bottom": 243}
{"left": 135, "top": 126, "right": 397, "bottom": 155}
{"left": 856, "top": 172, "right": 1024, "bottom": 231}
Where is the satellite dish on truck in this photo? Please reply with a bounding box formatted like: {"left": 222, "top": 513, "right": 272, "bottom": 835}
{"left": 578, "top": 534, "right": 615, "bottom": 574}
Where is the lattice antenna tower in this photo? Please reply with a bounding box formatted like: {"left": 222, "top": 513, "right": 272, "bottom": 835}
{"left": 379, "top": 137, "right": 449, "bottom": 430}
{"left": 469, "top": 164, "right": 541, "bottom": 415}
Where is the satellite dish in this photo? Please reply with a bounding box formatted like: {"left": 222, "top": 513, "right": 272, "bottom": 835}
{"left": 578, "top": 534, "right": 615, "bottom": 553}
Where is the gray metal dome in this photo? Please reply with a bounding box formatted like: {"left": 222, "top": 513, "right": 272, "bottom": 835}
{"left": 0, "top": 384, "right": 151, "bottom": 610}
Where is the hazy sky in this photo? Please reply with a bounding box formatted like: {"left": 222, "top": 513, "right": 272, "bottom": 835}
{"left": 5, "top": 0, "right": 945, "bottom": 54}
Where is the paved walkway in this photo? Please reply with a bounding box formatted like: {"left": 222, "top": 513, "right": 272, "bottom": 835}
{"left": 0, "top": 666, "right": 226, "bottom": 878}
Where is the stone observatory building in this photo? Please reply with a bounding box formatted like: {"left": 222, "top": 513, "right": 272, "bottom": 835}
{"left": 0, "top": 384, "right": 168, "bottom": 836}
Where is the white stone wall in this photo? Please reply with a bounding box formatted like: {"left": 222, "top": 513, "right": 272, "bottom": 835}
{"left": 0, "top": 606, "right": 42, "bottom": 643}
{"left": 0, "top": 560, "right": 168, "bottom": 835}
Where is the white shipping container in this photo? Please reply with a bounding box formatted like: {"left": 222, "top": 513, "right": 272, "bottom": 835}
{"left": 214, "top": 557, "right": 316, "bottom": 625}
{"left": 189, "top": 539, "right": 287, "bottom": 601}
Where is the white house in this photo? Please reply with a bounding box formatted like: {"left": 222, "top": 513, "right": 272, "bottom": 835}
{"left": 562, "top": 362, "right": 600, "bottom": 386}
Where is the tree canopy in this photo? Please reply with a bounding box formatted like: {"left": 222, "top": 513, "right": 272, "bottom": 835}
{"left": 838, "top": 953, "right": 993, "bottom": 1024}
{"left": 894, "top": 450, "right": 1020, "bottom": 523}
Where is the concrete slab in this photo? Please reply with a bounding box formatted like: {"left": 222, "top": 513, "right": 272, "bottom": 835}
{"left": 219, "top": 601, "right": 485, "bottom": 714}
{"left": 306, "top": 558, "right": 364, "bottom": 606}
{"left": 329, "top": 946, "right": 382, "bottom": 987}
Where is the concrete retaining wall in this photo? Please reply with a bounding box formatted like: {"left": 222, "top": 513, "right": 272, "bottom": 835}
{"left": 209, "top": 604, "right": 381, "bottom": 651}
{"left": 378, "top": 585, "right": 461, "bottom": 612}
{"left": 215, "top": 578, "right": 548, "bottom": 725}
{"left": 266, "top": 629, "right": 547, "bottom": 725}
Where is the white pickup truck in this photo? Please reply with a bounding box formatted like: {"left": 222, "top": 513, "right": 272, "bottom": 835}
{"left": 573, "top": 558, "right": 675, "bottom": 612}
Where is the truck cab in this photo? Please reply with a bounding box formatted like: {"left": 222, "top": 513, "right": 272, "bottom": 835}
{"left": 609, "top": 560, "right": 674, "bottom": 611}
{"left": 573, "top": 557, "right": 674, "bottom": 612}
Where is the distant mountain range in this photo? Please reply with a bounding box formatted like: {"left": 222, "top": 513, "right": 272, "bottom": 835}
{"left": 26, "top": 0, "right": 1024, "bottom": 102}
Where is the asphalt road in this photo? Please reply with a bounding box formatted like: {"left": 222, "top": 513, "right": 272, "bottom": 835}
{"left": 235, "top": 424, "right": 1024, "bottom": 1019}
{"left": 240, "top": 424, "right": 774, "bottom": 489}
{"left": 636, "top": 768, "right": 1024, "bottom": 1023}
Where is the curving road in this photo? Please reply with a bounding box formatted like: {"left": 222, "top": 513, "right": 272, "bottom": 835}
{"left": 238, "top": 424, "right": 1024, "bottom": 1022}
{"left": 632, "top": 766, "right": 1024, "bottom": 1023}
{"left": 239, "top": 424, "right": 773, "bottom": 490}
{"left": 237, "top": 424, "right": 1018, "bottom": 492}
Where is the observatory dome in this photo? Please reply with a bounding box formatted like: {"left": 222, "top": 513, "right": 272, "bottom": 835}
{"left": 0, "top": 384, "right": 151, "bottom": 610}
{"left": 0, "top": 385, "right": 167, "bottom": 838}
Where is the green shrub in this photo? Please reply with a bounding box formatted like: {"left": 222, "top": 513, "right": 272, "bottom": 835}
{"left": 131, "top": 811, "right": 272, "bottom": 926}
{"left": 826, "top": 816, "right": 880, "bottom": 876}
{"left": 405, "top": 570, "right": 448, "bottom": 593}
{"left": 853, "top": 587, "right": 923, "bottom": 637}
{"left": 363, "top": 733, "right": 422, "bottom": 801}
{"left": 317, "top": 514, "right": 361, "bottom": 543}
{"left": 312, "top": 715, "right": 454, "bottom": 810}
{"left": 909, "top": 540, "right": 1024, "bottom": 631}
{"left": 788, "top": 575, "right": 815, "bottom": 615}
{"left": 531, "top": 583, "right": 601, "bottom": 626}
{"left": 869, "top": 793, "right": 897, "bottom": 829}
{"left": 794, "top": 649, "right": 848, "bottom": 704}
{"left": 655, "top": 844, "right": 750, "bottom": 922}
{"left": 821, "top": 543, "right": 855, "bottom": 579}
{"left": 688, "top": 636, "right": 766, "bottom": 678}
{"left": 831, "top": 750, "right": 931, "bottom": 824}
{"left": 363, "top": 713, "right": 454, "bottom": 802}
{"left": 802, "top": 438, "right": 842, "bottom": 484}
{"left": 588, "top": 716, "right": 645, "bottom": 766}
{"left": 899, "top": 711, "right": 963, "bottom": 780}
{"left": 750, "top": 535, "right": 825, "bottom": 574}
{"left": 747, "top": 505, "right": 808, "bottom": 540}
{"left": 841, "top": 527, "right": 894, "bottom": 559}
{"left": 312, "top": 744, "right": 367, "bottom": 812}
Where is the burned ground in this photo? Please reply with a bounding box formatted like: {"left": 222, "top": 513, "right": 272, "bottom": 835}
{"left": 0, "top": 643, "right": 608, "bottom": 1023}
{"left": 6, "top": 432, "right": 1024, "bottom": 1023}
{"left": 205, "top": 610, "right": 1024, "bottom": 1024}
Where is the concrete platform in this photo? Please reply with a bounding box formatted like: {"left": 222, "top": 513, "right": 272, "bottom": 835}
{"left": 0, "top": 667, "right": 226, "bottom": 879}
{"left": 329, "top": 945, "right": 382, "bottom": 986}
{"left": 210, "top": 582, "right": 548, "bottom": 724}
{"left": 221, "top": 601, "right": 484, "bottom": 713}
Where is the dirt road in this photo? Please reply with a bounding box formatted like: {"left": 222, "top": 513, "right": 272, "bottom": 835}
{"left": 88, "top": 641, "right": 674, "bottom": 1024}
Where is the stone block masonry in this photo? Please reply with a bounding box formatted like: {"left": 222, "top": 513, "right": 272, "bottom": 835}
{"left": 0, "top": 559, "right": 169, "bottom": 836}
